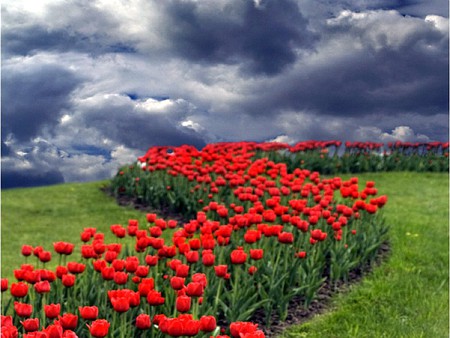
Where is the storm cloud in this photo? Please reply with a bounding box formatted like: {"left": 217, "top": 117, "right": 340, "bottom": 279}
{"left": 1, "top": 0, "right": 448, "bottom": 189}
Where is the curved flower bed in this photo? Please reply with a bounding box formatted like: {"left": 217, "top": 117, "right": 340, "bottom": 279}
{"left": 2, "top": 142, "right": 389, "bottom": 337}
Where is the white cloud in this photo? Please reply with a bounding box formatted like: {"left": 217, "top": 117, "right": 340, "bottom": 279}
{"left": 355, "top": 126, "right": 431, "bottom": 143}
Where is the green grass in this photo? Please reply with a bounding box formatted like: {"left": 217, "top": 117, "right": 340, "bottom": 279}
{"left": 1, "top": 172, "right": 449, "bottom": 337}
{"left": 1, "top": 181, "right": 151, "bottom": 283}
{"left": 279, "top": 172, "right": 449, "bottom": 338}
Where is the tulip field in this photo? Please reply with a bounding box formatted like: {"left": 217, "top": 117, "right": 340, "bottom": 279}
{"left": 1, "top": 141, "right": 448, "bottom": 337}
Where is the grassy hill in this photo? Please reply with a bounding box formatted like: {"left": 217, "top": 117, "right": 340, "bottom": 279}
{"left": 1, "top": 172, "right": 449, "bottom": 337}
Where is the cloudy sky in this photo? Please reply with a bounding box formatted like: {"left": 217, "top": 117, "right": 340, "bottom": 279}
{"left": 1, "top": 0, "right": 448, "bottom": 188}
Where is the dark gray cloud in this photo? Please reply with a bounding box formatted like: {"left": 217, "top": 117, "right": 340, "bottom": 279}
{"left": 1, "top": 64, "right": 82, "bottom": 141}
{"left": 1, "top": 0, "right": 448, "bottom": 189}
{"left": 240, "top": 10, "right": 448, "bottom": 117}
{"left": 78, "top": 98, "right": 207, "bottom": 150}
{"left": 1, "top": 0, "right": 138, "bottom": 57}
{"left": 2, "top": 24, "right": 136, "bottom": 57}
{"left": 1, "top": 168, "right": 64, "bottom": 189}
{"left": 160, "top": 0, "right": 317, "bottom": 75}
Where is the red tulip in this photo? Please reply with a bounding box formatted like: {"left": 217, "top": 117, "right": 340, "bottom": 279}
{"left": 146, "top": 213, "right": 157, "bottom": 223}
{"left": 104, "top": 250, "right": 118, "bottom": 263}
{"left": 10, "top": 282, "right": 28, "bottom": 298}
{"left": 44, "top": 303, "right": 61, "bottom": 319}
{"left": 110, "top": 297, "right": 130, "bottom": 313}
{"left": 34, "top": 280, "right": 51, "bottom": 294}
{"left": 186, "top": 282, "right": 203, "bottom": 297}
{"left": 135, "top": 314, "right": 151, "bottom": 330}
{"left": 53, "top": 242, "right": 75, "bottom": 255}
{"left": 175, "top": 264, "right": 189, "bottom": 278}
{"left": 214, "top": 265, "right": 228, "bottom": 278}
{"left": 248, "top": 266, "right": 258, "bottom": 275}
{"left": 230, "top": 321, "right": 259, "bottom": 337}
{"left": 138, "top": 278, "right": 155, "bottom": 297}
{"left": 230, "top": 248, "right": 247, "bottom": 264}
{"left": 192, "top": 273, "right": 207, "bottom": 288}
{"left": 145, "top": 255, "right": 159, "bottom": 266}
{"left": 185, "top": 251, "right": 199, "bottom": 263}
{"left": 67, "top": 262, "right": 85, "bottom": 274}
{"left": 87, "top": 319, "right": 110, "bottom": 338}
{"left": 56, "top": 266, "right": 68, "bottom": 279}
{"left": 199, "top": 315, "right": 216, "bottom": 332}
{"left": 113, "top": 271, "right": 128, "bottom": 285}
{"left": 14, "top": 301, "right": 33, "bottom": 317}
{"left": 249, "top": 249, "right": 264, "bottom": 260}
{"left": 1, "top": 278, "right": 8, "bottom": 292}
{"left": 79, "top": 306, "right": 98, "bottom": 320}
{"left": 147, "top": 290, "right": 165, "bottom": 306}
{"left": 278, "top": 232, "right": 294, "bottom": 244}
{"left": 62, "top": 330, "right": 78, "bottom": 338}
{"left": 135, "top": 265, "right": 149, "bottom": 278}
{"left": 101, "top": 267, "right": 115, "bottom": 281}
{"left": 21, "top": 318, "right": 39, "bottom": 332}
{"left": 170, "top": 276, "right": 185, "bottom": 291}
{"left": 59, "top": 313, "right": 78, "bottom": 330}
{"left": 62, "top": 274, "right": 75, "bottom": 288}
{"left": 21, "top": 245, "right": 33, "bottom": 257}
{"left": 202, "top": 253, "right": 215, "bottom": 266}
{"left": 38, "top": 251, "right": 52, "bottom": 263}
{"left": 176, "top": 295, "right": 191, "bottom": 313}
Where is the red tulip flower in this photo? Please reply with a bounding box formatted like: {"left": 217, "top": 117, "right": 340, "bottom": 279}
{"left": 230, "top": 321, "right": 259, "bottom": 337}
{"left": 44, "top": 303, "right": 61, "bottom": 319}
{"left": 202, "top": 253, "right": 215, "bottom": 266}
{"left": 14, "top": 301, "right": 33, "bottom": 317}
{"left": 278, "top": 232, "right": 294, "bottom": 244}
{"left": 135, "top": 314, "right": 151, "bottom": 330}
{"left": 101, "top": 267, "right": 114, "bottom": 281}
{"left": 170, "top": 276, "right": 185, "bottom": 291}
{"left": 185, "top": 251, "right": 199, "bottom": 263}
{"left": 250, "top": 249, "right": 264, "bottom": 260}
{"left": 145, "top": 255, "right": 159, "bottom": 266}
{"left": 38, "top": 251, "right": 52, "bottom": 263}
{"left": 62, "top": 330, "right": 78, "bottom": 338}
{"left": 59, "top": 313, "right": 78, "bottom": 330}
{"left": 67, "top": 262, "right": 85, "bottom": 274}
{"left": 199, "top": 315, "right": 217, "bottom": 332}
{"left": 21, "top": 245, "right": 33, "bottom": 257}
{"left": 34, "top": 280, "right": 51, "bottom": 294}
{"left": 111, "top": 297, "right": 130, "bottom": 313}
{"left": 230, "top": 248, "right": 247, "bottom": 264}
{"left": 214, "top": 265, "right": 228, "bottom": 278}
{"left": 113, "top": 271, "right": 128, "bottom": 285}
{"left": 135, "top": 265, "right": 149, "bottom": 278}
{"left": 21, "top": 318, "right": 39, "bottom": 332}
{"left": 176, "top": 295, "right": 191, "bottom": 313}
{"left": 147, "top": 290, "right": 165, "bottom": 306}
{"left": 10, "top": 282, "right": 28, "bottom": 298}
{"left": 186, "top": 282, "right": 203, "bottom": 297}
{"left": 79, "top": 306, "right": 98, "bottom": 320}
{"left": 87, "top": 319, "right": 110, "bottom": 338}
{"left": 1, "top": 278, "right": 8, "bottom": 292}
{"left": 138, "top": 279, "right": 155, "bottom": 297}
{"left": 53, "top": 242, "right": 75, "bottom": 255}
{"left": 62, "top": 274, "right": 76, "bottom": 288}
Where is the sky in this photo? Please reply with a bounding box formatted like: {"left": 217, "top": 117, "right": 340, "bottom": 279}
{"left": 1, "top": 0, "right": 449, "bottom": 189}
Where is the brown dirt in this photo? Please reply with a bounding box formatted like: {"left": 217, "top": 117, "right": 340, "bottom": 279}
{"left": 102, "top": 186, "right": 391, "bottom": 337}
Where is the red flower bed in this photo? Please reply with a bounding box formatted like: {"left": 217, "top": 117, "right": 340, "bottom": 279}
{"left": 2, "top": 142, "right": 390, "bottom": 337}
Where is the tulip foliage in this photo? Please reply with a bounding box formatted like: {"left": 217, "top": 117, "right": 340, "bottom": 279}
{"left": 2, "top": 141, "right": 391, "bottom": 337}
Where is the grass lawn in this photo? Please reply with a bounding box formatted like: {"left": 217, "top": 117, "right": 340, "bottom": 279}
{"left": 1, "top": 172, "right": 449, "bottom": 337}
